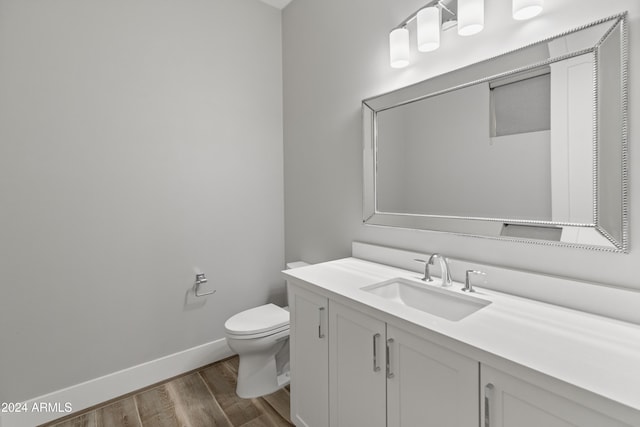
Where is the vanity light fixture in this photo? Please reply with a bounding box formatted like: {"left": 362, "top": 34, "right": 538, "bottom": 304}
{"left": 458, "top": 0, "right": 484, "bottom": 36}
{"left": 389, "top": 0, "right": 456, "bottom": 68}
{"left": 389, "top": 0, "right": 543, "bottom": 68}
{"left": 389, "top": 27, "right": 410, "bottom": 69}
{"left": 417, "top": 6, "right": 441, "bottom": 52}
{"left": 512, "top": 0, "right": 544, "bottom": 20}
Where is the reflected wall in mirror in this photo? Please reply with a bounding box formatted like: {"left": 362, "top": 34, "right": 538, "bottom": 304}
{"left": 363, "top": 14, "right": 628, "bottom": 251}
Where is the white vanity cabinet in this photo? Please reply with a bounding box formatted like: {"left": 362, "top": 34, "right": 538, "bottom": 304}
{"left": 329, "top": 301, "right": 386, "bottom": 427}
{"left": 288, "top": 285, "right": 329, "bottom": 427}
{"left": 288, "top": 279, "right": 479, "bottom": 427}
{"left": 386, "top": 324, "right": 478, "bottom": 427}
{"left": 287, "top": 270, "right": 640, "bottom": 427}
{"left": 481, "top": 364, "right": 638, "bottom": 427}
{"left": 328, "top": 301, "right": 478, "bottom": 427}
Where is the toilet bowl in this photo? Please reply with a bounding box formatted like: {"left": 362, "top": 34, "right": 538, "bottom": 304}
{"left": 225, "top": 303, "right": 290, "bottom": 398}
{"left": 224, "top": 261, "right": 308, "bottom": 398}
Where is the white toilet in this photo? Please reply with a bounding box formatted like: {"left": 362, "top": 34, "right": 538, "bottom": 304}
{"left": 224, "top": 261, "right": 308, "bottom": 398}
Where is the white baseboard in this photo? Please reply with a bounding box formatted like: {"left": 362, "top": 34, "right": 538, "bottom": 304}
{"left": 1, "top": 338, "right": 234, "bottom": 427}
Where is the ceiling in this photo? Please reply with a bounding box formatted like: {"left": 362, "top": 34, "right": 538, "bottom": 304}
{"left": 259, "top": 0, "right": 293, "bottom": 10}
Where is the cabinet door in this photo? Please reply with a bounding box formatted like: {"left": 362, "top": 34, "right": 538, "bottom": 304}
{"left": 329, "top": 301, "right": 386, "bottom": 427}
{"left": 481, "top": 365, "right": 637, "bottom": 427}
{"left": 386, "top": 325, "right": 479, "bottom": 427}
{"left": 288, "top": 284, "right": 329, "bottom": 427}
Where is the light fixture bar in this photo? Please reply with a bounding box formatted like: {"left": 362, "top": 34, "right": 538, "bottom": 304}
{"left": 388, "top": 0, "right": 542, "bottom": 68}
{"left": 392, "top": 0, "right": 457, "bottom": 31}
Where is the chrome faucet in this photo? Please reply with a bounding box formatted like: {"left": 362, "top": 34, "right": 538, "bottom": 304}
{"left": 427, "top": 253, "right": 452, "bottom": 287}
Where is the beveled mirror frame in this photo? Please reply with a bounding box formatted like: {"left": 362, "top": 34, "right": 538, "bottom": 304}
{"left": 363, "top": 13, "right": 628, "bottom": 252}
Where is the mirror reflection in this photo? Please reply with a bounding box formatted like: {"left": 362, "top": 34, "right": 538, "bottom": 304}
{"left": 363, "top": 14, "right": 627, "bottom": 251}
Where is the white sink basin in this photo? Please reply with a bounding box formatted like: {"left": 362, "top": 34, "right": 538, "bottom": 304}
{"left": 362, "top": 278, "right": 491, "bottom": 321}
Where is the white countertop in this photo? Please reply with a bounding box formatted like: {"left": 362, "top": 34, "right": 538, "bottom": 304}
{"left": 283, "top": 257, "right": 640, "bottom": 411}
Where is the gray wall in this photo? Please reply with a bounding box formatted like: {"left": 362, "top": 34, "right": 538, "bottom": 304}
{"left": 0, "top": 0, "right": 284, "bottom": 402}
{"left": 283, "top": 0, "right": 640, "bottom": 288}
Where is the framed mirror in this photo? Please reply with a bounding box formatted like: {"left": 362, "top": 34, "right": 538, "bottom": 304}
{"left": 363, "top": 13, "right": 628, "bottom": 252}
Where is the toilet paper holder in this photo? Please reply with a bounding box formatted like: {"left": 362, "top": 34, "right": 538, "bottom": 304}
{"left": 195, "top": 273, "right": 215, "bottom": 297}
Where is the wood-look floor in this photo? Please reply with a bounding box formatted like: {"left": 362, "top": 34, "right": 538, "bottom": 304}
{"left": 42, "top": 356, "right": 294, "bottom": 427}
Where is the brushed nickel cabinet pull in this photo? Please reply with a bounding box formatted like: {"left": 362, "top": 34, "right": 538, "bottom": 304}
{"left": 318, "top": 307, "right": 325, "bottom": 339}
{"left": 386, "top": 338, "right": 395, "bottom": 379}
{"left": 484, "top": 383, "right": 495, "bottom": 427}
{"left": 373, "top": 333, "right": 381, "bottom": 372}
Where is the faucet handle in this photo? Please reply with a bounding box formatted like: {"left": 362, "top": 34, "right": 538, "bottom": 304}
{"left": 463, "top": 270, "right": 486, "bottom": 292}
{"left": 414, "top": 258, "right": 433, "bottom": 282}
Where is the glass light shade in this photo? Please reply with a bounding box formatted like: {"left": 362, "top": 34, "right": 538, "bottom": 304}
{"left": 417, "top": 7, "right": 440, "bottom": 52}
{"left": 513, "top": 0, "right": 543, "bottom": 20}
{"left": 458, "top": 0, "right": 484, "bottom": 36}
{"left": 389, "top": 28, "right": 410, "bottom": 68}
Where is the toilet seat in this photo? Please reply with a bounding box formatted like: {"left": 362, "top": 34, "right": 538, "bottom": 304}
{"left": 225, "top": 303, "right": 290, "bottom": 340}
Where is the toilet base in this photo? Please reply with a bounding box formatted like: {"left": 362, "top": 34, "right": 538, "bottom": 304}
{"left": 236, "top": 352, "right": 290, "bottom": 398}
{"left": 229, "top": 334, "right": 290, "bottom": 399}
